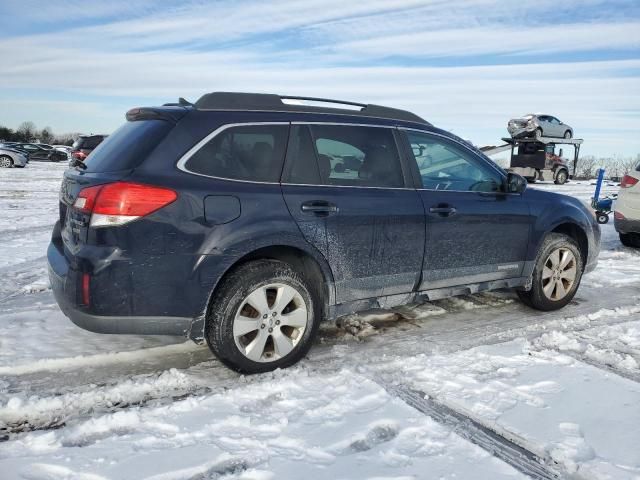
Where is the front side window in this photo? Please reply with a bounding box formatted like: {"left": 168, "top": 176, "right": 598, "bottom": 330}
{"left": 309, "top": 125, "right": 404, "bottom": 188}
{"left": 185, "top": 124, "right": 288, "bottom": 182}
{"left": 406, "top": 131, "right": 503, "bottom": 192}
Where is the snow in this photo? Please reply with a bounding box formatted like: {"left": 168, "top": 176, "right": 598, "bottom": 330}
{"left": 1, "top": 164, "right": 640, "bottom": 479}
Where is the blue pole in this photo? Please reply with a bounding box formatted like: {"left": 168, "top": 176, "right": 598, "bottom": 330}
{"left": 593, "top": 168, "right": 605, "bottom": 203}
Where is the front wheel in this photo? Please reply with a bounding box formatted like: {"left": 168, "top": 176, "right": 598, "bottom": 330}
{"left": 564, "top": 130, "right": 572, "bottom": 139}
{"left": 205, "top": 259, "right": 320, "bottom": 373}
{"left": 517, "top": 233, "right": 584, "bottom": 311}
{"left": 0, "top": 155, "right": 13, "bottom": 168}
{"left": 554, "top": 169, "right": 568, "bottom": 185}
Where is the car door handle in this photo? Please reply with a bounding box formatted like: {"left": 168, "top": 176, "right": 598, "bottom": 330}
{"left": 429, "top": 205, "right": 457, "bottom": 216}
{"left": 301, "top": 201, "right": 338, "bottom": 216}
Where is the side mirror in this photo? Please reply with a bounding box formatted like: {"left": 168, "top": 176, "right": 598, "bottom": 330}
{"left": 506, "top": 172, "right": 527, "bottom": 194}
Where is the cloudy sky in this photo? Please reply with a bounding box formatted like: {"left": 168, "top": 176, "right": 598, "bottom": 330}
{"left": 1, "top": 0, "right": 639, "bottom": 156}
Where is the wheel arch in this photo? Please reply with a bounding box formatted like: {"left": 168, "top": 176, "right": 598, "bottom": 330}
{"left": 194, "top": 244, "right": 335, "bottom": 343}
{"left": 550, "top": 222, "right": 588, "bottom": 267}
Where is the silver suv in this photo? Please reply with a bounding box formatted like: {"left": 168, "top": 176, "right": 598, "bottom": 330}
{"left": 508, "top": 114, "right": 573, "bottom": 139}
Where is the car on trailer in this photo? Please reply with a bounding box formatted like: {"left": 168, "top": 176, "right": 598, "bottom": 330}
{"left": 508, "top": 114, "right": 573, "bottom": 140}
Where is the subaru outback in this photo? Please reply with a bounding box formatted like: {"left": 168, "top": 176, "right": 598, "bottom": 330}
{"left": 48, "top": 92, "right": 600, "bottom": 373}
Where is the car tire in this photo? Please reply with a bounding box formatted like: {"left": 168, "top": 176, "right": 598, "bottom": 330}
{"left": 205, "top": 259, "right": 320, "bottom": 374}
{"left": 525, "top": 177, "right": 536, "bottom": 184}
{"left": 564, "top": 130, "right": 572, "bottom": 139}
{"left": 620, "top": 233, "right": 640, "bottom": 248}
{"left": 0, "top": 155, "right": 13, "bottom": 168}
{"left": 517, "top": 233, "right": 584, "bottom": 311}
{"left": 535, "top": 128, "right": 543, "bottom": 139}
{"left": 554, "top": 169, "right": 568, "bottom": 185}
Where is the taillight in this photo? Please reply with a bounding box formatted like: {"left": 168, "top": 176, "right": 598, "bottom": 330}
{"left": 621, "top": 175, "right": 638, "bottom": 188}
{"left": 73, "top": 182, "right": 177, "bottom": 227}
{"left": 72, "top": 151, "right": 87, "bottom": 160}
{"left": 614, "top": 211, "right": 625, "bottom": 220}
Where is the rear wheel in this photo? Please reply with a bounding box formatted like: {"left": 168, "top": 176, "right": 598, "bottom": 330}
{"left": 535, "top": 128, "right": 543, "bottom": 139}
{"left": 517, "top": 233, "right": 583, "bottom": 311}
{"left": 554, "top": 169, "right": 568, "bottom": 185}
{"left": 205, "top": 259, "right": 320, "bottom": 373}
{"left": 0, "top": 155, "right": 13, "bottom": 168}
{"left": 620, "top": 233, "right": 640, "bottom": 248}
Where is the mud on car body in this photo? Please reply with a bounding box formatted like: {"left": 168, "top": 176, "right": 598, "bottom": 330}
{"left": 48, "top": 92, "right": 600, "bottom": 373}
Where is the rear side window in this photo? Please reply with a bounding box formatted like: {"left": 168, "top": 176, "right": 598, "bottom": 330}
{"left": 185, "top": 124, "right": 288, "bottom": 182}
{"left": 83, "top": 121, "right": 172, "bottom": 172}
{"left": 308, "top": 125, "right": 404, "bottom": 188}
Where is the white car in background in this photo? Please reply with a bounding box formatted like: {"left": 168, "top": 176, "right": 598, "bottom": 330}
{"left": 52, "top": 145, "right": 72, "bottom": 159}
{"left": 0, "top": 145, "right": 29, "bottom": 168}
{"left": 615, "top": 161, "right": 640, "bottom": 247}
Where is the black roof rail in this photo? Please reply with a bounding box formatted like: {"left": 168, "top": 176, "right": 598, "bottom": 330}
{"left": 193, "top": 92, "right": 429, "bottom": 125}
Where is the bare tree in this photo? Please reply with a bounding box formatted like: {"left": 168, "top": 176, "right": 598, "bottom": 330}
{"left": 39, "top": 126, "right": 54, "bottom": 144}
{"left": 621, "top": 156, "right": 639, "bottom": 175}
{"left": 16, "top": 121, "right": 37, "bottom": 142}
{"left": 577, "top": 155, "right": 597, "bottom": 179}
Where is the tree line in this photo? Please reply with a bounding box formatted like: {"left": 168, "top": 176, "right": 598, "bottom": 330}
{"left": 566, "top": 154, "right": 639, "bottom": 180}
{"left": 0, "top": 121, "right": 81, "bottom": 146}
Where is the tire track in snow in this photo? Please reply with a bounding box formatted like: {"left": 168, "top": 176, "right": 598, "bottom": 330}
{"left": 372, "top": 378, "right": 562, "bottom": 480}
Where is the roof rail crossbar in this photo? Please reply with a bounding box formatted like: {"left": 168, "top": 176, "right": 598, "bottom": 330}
{"left": 193, "top": 92, "right": 429, "bottom": 125}
{"left": 280, "top": 95, "right": 367, "bottom": 108}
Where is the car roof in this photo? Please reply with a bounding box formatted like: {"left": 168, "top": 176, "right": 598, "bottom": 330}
{"left": 187, "top": 92, "right": 431, "bottom": 126}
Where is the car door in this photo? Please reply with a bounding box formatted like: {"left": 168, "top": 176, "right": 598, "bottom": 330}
{"left": 400, "top": 129, "right": 533, "bottom": 291}
{"left": 281, "top": 123, "right": 425, "bottom": 304}
{"left": 23, "top": 145, "right": 45, "bottom": 160}
{"left": 537, "top": 116, "right": 551, "bottom": 136}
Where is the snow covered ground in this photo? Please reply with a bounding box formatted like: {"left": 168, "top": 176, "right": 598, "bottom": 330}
{"left": 1, "top": 163, "right": 639, "bottom": 479}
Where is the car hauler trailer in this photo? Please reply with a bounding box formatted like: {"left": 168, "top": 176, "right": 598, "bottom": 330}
{"left": 481, "top": 135, "right": 583, "bottom": 185}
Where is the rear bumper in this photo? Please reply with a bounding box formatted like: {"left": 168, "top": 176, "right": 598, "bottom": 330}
{"left": 47, "top": 238, "right": 191, "bottom": 337}
{"left": 507, "top": 126, "right": 535, "bottom": 139}
{"left": 14, "top": 154, "right": 28, "bottom": 167}
{"left": 615, "top": 217, "right": 640, "bottom": 235}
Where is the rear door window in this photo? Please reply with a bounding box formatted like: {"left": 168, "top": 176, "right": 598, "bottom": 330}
{"left": 84, "top": 120, "right": 172, "bottom": 172}
{"left": 185, "top": 124, "right": 288, "bottom": 182}
{"left": 309, "top": 125, "right": 404, "bottom": 188}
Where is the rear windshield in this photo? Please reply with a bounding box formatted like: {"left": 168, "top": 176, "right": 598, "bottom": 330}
{"left": 83, "top": 121, "right": 172, "bottom": 172}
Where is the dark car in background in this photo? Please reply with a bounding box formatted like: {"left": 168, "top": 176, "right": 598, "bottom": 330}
{"left": 71, "top": 135, "right": 107, "bottom": 162}
{"left": 3, "top": 142, "right": 67, "bottom": 162}
{"left": 48, "top": 92, "right": 600, "bottom": 374}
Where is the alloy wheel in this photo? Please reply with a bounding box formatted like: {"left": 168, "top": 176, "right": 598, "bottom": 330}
{"left": 0, "top": 156, "right": 12, "bottom": 168}
{"left": 233, "top": 283, "right": 308, "bottom": 362}
{"left": 541, "top": 248, "right": 577, "bottom": 301}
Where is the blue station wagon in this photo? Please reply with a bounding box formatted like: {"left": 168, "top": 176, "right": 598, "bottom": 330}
{"left": 48, "top": 92, "right": 600, "bottom": 372}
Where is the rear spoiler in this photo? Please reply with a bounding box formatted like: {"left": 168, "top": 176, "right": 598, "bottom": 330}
{"left": 125, "top": 106, "right": 190, "bottom": 123}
